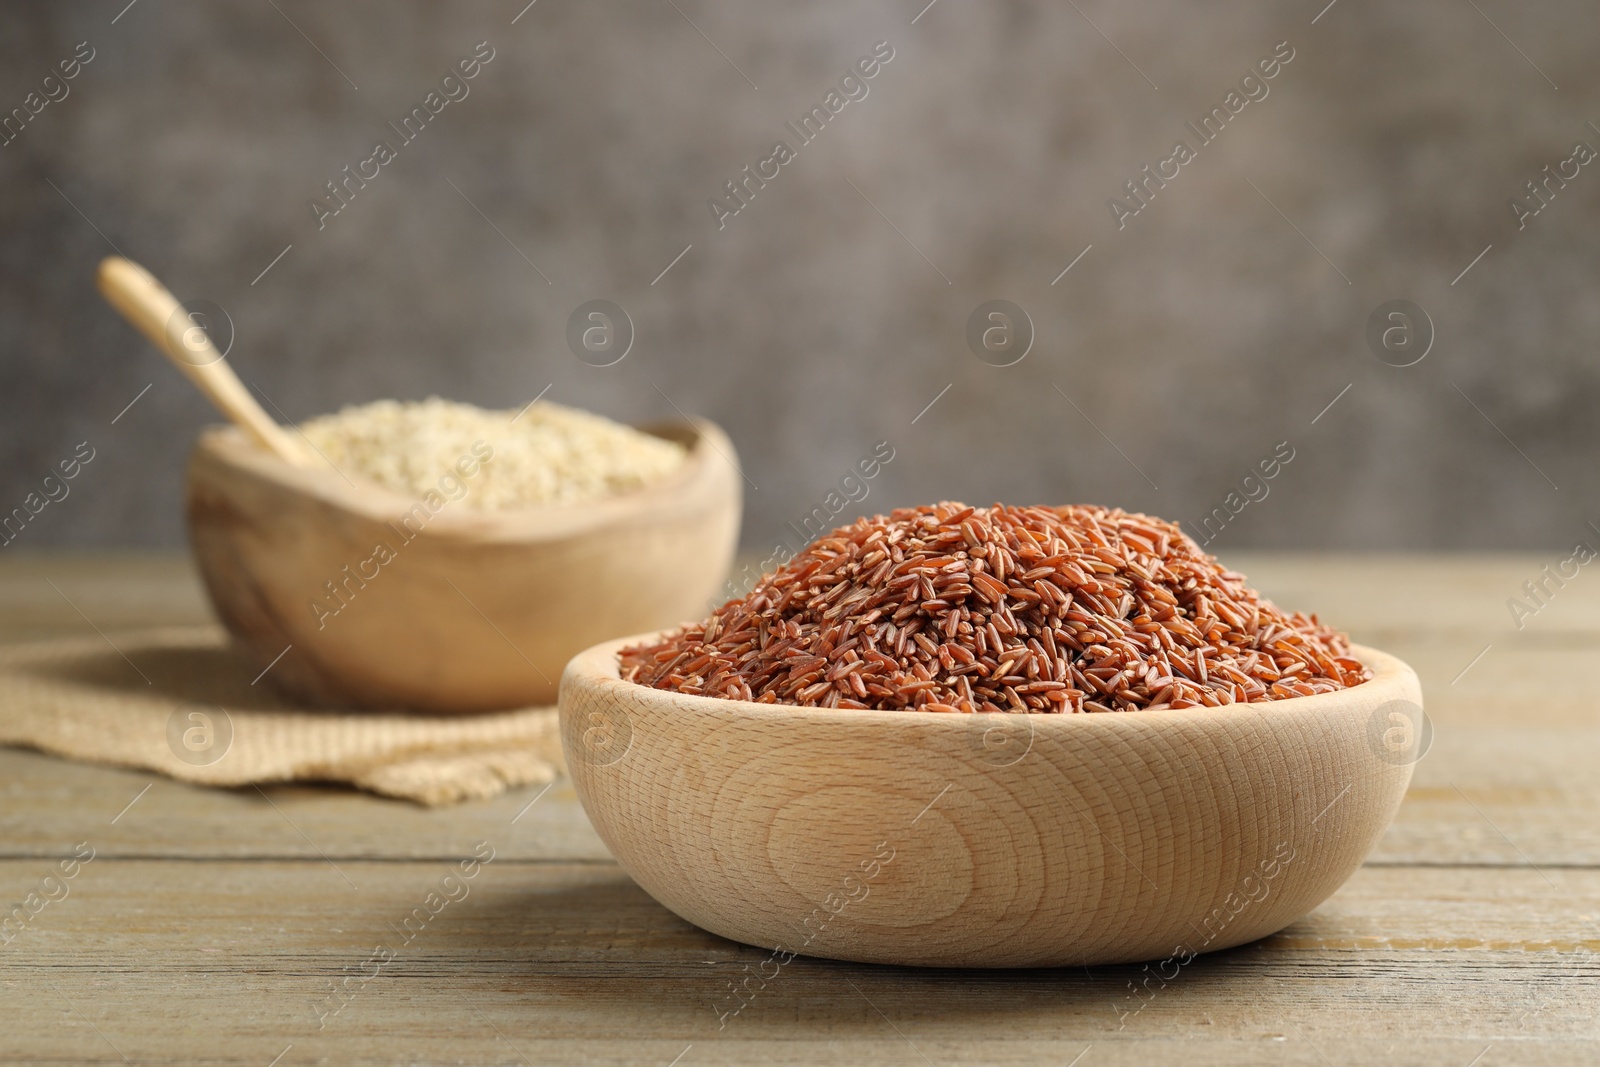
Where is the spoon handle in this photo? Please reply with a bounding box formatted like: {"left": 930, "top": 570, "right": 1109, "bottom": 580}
{"left": 95, "top": 256, "right": 314, "bottom": 467}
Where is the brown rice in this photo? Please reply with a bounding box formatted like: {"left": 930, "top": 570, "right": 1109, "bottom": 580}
{"left": 620, "top": 502, "right": 1370, "bottom": 713}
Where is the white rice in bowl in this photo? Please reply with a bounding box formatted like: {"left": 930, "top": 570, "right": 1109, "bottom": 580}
{"left": 298, "top": 397, "right": 687, "bottom": 510}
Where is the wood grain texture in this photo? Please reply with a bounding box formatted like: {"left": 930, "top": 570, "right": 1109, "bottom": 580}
{"left": 186, "top": 418, "right": 740, "bottom": 713}
{"left": 1224, "top": 552, "right": 1600, "bottom": 639}
{"left": 561, "top": 639, "right": 1423, "bottom": 966}
{"left": 0, "top": 861, "right": 1595, "bottom": 1065}
{"left": 2, "top": 555, "right": 1598, "bottom": 1064}
{"left": 0, "top": 554, "right": 210, "bottom": 644}
{"left": 0, "top": 750, "right": 612, "bottom": 863}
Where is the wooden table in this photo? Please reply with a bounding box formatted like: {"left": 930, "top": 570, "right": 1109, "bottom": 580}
{"left": 1, "top": 554, "right": 1596, "bottom": 1065}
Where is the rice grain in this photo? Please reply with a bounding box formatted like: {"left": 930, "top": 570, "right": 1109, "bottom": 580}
{"left": 620, "top": 502, "right": 1371, "bottom": 713}
{"left": 298, "top": 397, "right": 686, "bottom": 509}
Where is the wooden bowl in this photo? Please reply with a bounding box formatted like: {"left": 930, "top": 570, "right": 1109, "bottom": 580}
{"left": 186, "top": 418, "right": 740, "bottom": 713}
{"left": 560, "top": 639, "right": 1422, "bottom": 967}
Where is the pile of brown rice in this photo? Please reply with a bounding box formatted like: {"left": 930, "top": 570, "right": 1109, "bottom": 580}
{"left": 620, "top": 503, "right": 1370, "bottom": 713}
{"left": 299, "top": 397, "right": 686, "bottom": 509}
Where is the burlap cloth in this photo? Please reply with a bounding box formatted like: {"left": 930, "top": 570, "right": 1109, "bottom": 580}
{"left": 0, "top": 626, "right": 564, "bottom": 805}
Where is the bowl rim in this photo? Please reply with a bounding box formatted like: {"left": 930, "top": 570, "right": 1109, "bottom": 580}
{"left": 190, "top": 415, "right": 736, "bottom": 541}
{"left": 562, "top": 635, "right": 1420, "bottom": 728}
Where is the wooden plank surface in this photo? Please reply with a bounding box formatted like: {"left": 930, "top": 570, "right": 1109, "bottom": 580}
{"left": 2, "top": 553, "right": 1598, "bottom": 1065}
{"left": 1, "top": 861, "right": 1597, "bottom": 1065}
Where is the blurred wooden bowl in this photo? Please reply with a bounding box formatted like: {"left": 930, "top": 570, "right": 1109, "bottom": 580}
{"left": 187, "top": 418, "right": 740, "bottom": 713}
{"left": 560, "top": 640, "right": 1422, "bottom": 967}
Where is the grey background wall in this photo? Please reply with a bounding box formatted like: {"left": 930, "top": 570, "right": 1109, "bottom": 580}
{"left": 2, "top": 0, "right": 1596, "bottom": 554}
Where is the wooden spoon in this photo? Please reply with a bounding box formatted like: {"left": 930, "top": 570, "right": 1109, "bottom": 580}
{"left": 96, "top": 256, "right": 314, "bottom": 466}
